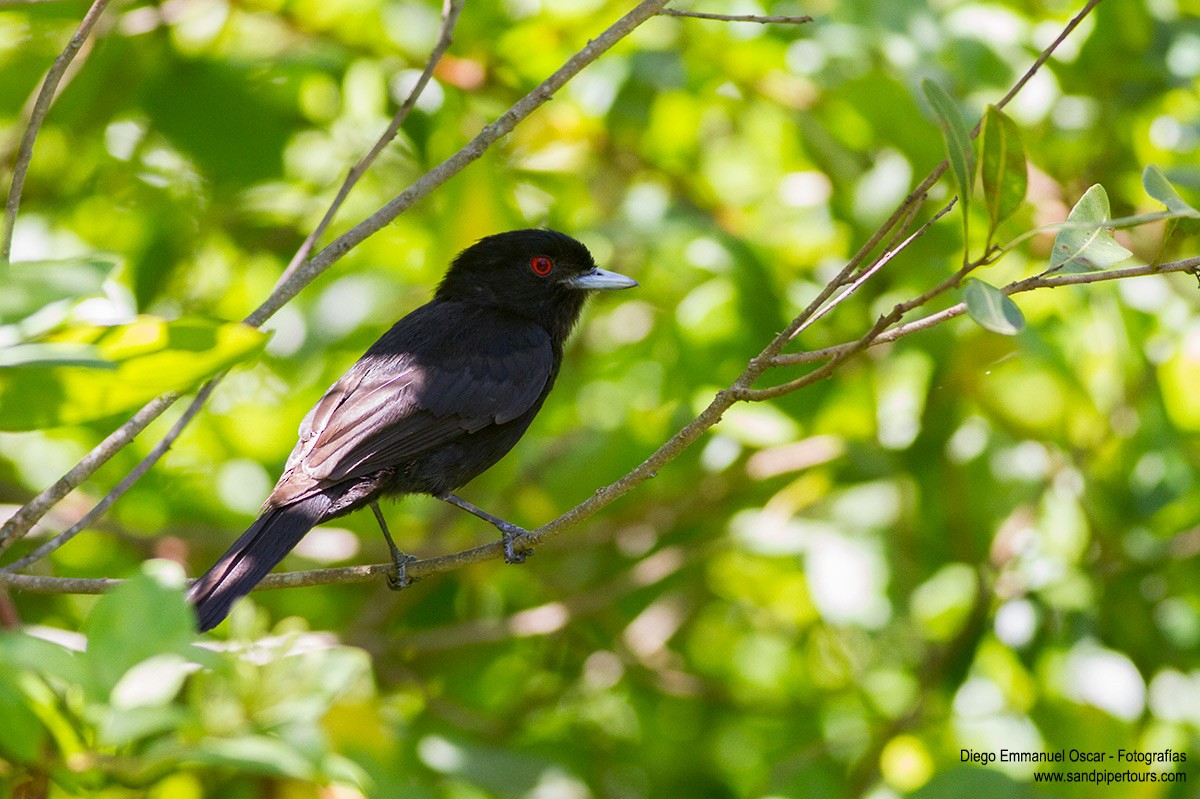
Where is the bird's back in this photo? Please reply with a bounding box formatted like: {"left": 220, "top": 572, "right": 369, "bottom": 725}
{"left": 267, "top": 300, "right": 560, "bottom": 512}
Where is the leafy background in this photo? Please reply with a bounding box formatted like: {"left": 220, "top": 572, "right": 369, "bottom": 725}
{"left": 2, "top": 0, "right": 1200, "bottom": 796}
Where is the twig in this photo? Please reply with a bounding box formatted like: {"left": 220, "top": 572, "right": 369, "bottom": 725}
{"left": 1, "top": 0, "right": 112, "bottom": 261}
{"left": 275, "top": 0, "right": 466, "bottom": 288}
{"left": 788, "top": 199, "right": 956, "bottom": 343}
{"left": 772, "top": 255, "right": 1200, "bottom": 366}
{"left": 0, "top": 0, "right": 673, "bottom": 555}
{"left": 0, "top": 393, "right": 181, "bottom": 555}
{"left": 992, "top": 0, "right": 1103, "bottom": 114}
{"left": 743, "top": 231, "right": 995, "bottom": 403}
{"left": 1, "top": 380, "right": 221, "bottom": 572}
{"left": 660, "top": 9, "right": 812, "bottom": 24}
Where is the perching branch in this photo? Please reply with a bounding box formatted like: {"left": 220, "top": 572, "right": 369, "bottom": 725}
{"left": 660, "top": 9, "right": 813, "bottom": 24}
{"left": 0, "top": 0, "right": 673, "bottom": 554}
{"left": 1, "top": 0, "right": 112, "bottom": 261}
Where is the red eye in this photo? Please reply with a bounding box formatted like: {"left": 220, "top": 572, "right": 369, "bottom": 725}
{"left": 530, "top": 256, "right": 554, "bottom": 276}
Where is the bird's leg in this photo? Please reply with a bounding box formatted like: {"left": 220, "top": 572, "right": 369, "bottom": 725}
{"left": 436, "top": 492, "right": 532, "bottom": 564}
{"left": 371, "top": 501, "right": 415, "bottom": 590}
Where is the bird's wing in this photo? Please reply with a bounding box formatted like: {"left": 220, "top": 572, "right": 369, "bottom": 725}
{"left": 268, "top": 307, "right": 553, "bottom": 505}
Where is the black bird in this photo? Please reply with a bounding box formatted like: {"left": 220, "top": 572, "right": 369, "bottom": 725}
{"left": 187, "top": 229, "right": 636, "bottom": 631}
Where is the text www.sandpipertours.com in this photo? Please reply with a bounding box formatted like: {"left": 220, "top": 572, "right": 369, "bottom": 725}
{"left": 962, "top": 749, "right": 1188, "bottom": 784}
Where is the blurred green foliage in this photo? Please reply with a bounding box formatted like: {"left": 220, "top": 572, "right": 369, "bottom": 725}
{"left": 2, "top": 0, "right": 1200, "bottom": 796}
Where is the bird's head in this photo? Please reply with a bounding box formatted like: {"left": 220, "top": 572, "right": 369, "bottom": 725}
{"left": 436, "top": 229, "right": 637, "bottom": 336}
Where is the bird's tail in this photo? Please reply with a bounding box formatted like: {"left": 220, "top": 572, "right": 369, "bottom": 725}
{"left": 187, "top": 494, "right": 330, "bottom": 632}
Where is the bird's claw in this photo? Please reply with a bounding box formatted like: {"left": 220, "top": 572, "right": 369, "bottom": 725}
{"left": 386, "top": 553, "right": 418, "bottom": 591}
{"left": 500, "top": 524, "right": 532, "bottom": 564}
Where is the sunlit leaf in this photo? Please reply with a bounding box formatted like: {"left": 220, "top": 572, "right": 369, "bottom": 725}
{"left": 0, "top": 316, "right": 268, "bottom": 431}
{"left": 1049, "top": 184, "right": 1132, "bottom": 272}
{"left": 1143, "top": 165, "right": 1200, "bottom": 217}
{"left": 963, "top": 278, "right": 1024, "bottom": 335}
{"left": 978, "top": 105, "right": 1026, "bottom": 238}
{"left": 0, "top": 342, "right": 113, "bottom": 368}
{"left": 0, "top": 630, "right": 85, "bottom": 685}
{"left": 0, "top": 678, "right": 45, "bottom": 763}
{"left": 922, "top": 79, "right": 975, "bottom": 219}
{"left": 0, "top": 257, "right": 117, "bottom": 325}
{"left": 183, "top": 735, "right": 318, "bottom": 780}
{"left": 96, "top": 704, "right": 189, "bottom": 748}
{"left": 82, "top": 561, "right": 197, "bottom": 698}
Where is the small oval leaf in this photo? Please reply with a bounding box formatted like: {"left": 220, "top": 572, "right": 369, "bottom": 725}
{"left": 0, "top": 257, "right": 118, "bottom": 325}
{"left": 0, "top": 317, "right": 268, "bottom": 430}
{"left": 979, "top": 105, "right": 1027, "bottom": 236}
{"left": 1049, "top": 184, "right": 1132, "bottom": 272}
{"left": 1143, "top": 165, "right": 1200, "bottom": 218}
{"left": 964, "top": 278, "right": 1024, "bottom": 336}
{"left": 921, "top": 78, "right": 976, "bottom": 216}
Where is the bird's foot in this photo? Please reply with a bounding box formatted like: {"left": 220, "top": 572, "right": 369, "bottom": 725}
{"left": 499, "top": 522, "right": 533, "bottom": 564}
{"left": 386, "top": 552, "right": 418, "bottom": 591}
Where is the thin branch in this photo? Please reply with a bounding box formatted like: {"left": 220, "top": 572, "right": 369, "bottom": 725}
{"left": 788, "top": 198, "right": 955, "bottom": 343}
{"left": 660, "top": 9, "right": 812, "bottom": 24}
{"left": 0, "top": 393, "right": 181, "bottom": 556}
{"left": 2, "top": 0, "right": 112, "bottom": 262}
{"left": 996, "top": 209, "right": 1181, "bottom": 258}
{"left": 881, "top": 196, "right": 929, "bottom": 255}
{"left": 992, "top": 0, "right": 1103, "bottom": 114}
{"left": 275, "top": 0, "right": 466, "bottom": 288}
{"left": 772, "top": 256, "right": 1200, "bottom": 366}
{"left": 763, "top": 0, "right": 1107, "bottom": 362}
{"left": 0, "top": 0, "right": 672, "bottom": 554}
{"left": 757, "top": 0, "right": 1109, "bottom": 368}
{"left": 775, "top": 171, "right": 946, "bottom": 352}
{"left": 1, "top": 380, "right": 221, "bottom": 572}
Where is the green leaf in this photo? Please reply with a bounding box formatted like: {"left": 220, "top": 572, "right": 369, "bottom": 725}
{"left": 964, "top": 279, "right": 1024, "bottom": 336}
{"left": 0, "top": 257, "right": 117, "bottom": 325}
{"left": 96, "top": 704, "right": 190, "bottom": 748}
{"left": 978, "top": 105, "right": 1026, "bottom": 238}
{"left": 182, "top": 735, "right": 318, "bottom": 780}
{"left": 0, "top": 677, "right": 46, "bottom": 763}
{"left": 0, "top": 316, "right": 268, "bottom": 431}
{"left": 1049, "top": 184, "right": 1133, "bottom": 273}
{"left": 0, "top": 342, "right": 114, "bottom": 368}
{"left": 0, "top": 630, "right": 85, "bottom": 685}
{"left": 110, "top": 653, "right": 192, "bottom": 709}
{"left": 82, "top": 561, "right": 197, "bottom": 698}
{"left": 1143, "top": 165, "right": 1200, "bottom": 217}
{"left": 922, "top": 79, "right": 976, "bottom": 215}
